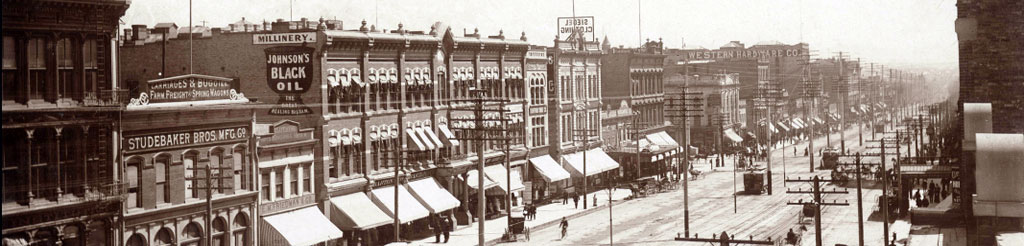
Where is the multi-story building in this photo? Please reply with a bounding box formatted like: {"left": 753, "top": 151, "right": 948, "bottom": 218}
{"left": 119, "top": 74, "right": 258, "bottom": 246}
{"left": 665, "top": 73, "right": 742, "bottom": 154}
{"left": 955, "top": 0, "right": 1024, "bottom": 244}
{"left": 522, "top": 46, "right": 570, "bottom": 204}
{"left": 600, "top": 38, "right": 680, "bottom": 180}
{"left": 546, "top": 31, "right": 620, "bottom": 196}
{"left": 2, "top": 0, "right": 130, "bottom": 245}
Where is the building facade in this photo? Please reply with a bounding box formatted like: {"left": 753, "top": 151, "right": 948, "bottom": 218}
{"left": 2, "top": 0, "right": 130, "bottom": 245}
{"left": 665, "top": 73, "right": 742, "bottom": 154}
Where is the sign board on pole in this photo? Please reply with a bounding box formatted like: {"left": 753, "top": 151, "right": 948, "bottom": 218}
{"left": 557, "top": 16, "right": 595, "bottom": 42}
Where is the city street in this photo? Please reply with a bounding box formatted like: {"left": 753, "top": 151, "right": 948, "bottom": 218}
{"left": 505, "top": 125, "right": 900, "bottom": 245}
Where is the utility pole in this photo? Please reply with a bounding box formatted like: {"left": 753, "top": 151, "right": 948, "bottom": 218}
{"left": 837, "top": 52, "right": 847, "bottom": 154}
{"left": 714, "top": 112, "right": 737, "bottom": 213}
{"left": 786, "top": 176, "right": 850, "bottom": 246}
{"left": 449, "top": 89, "right": 512, "bottom": 245}
{"left": 572, "top": 126, "right": 598, "bottom": 209}
{"left": 867, "top": 132, "right": 901, "bottom": 245}
{"left": 800, "top": 67, "right": 821, "bottom": 172}
{"left": 665, "top": 89, "right": 703, "bottom": 236}
{"left": 186, "top": 162, "right": 232, "bottom": 246}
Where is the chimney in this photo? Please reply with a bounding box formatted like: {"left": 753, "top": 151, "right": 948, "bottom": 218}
{"left": 131, "top": 25, "right": 148, "bottom": 41}
{"left": 272, "top": 19, "right": 290, "bottom": 33}
{"left": 300, "top": 17, "right": 309, "bottom": 29}
{"left": 123, "top": 28, "right": 133, "bottom": 41}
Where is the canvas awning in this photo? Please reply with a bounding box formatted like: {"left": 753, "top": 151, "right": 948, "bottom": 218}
{"left": 406, "top": 178, "right": 461, "bottom": 214}
{"left": 973, "top": 133, "right": 1024, "bottom": 217}
{"left": 587, "top": 148, "right": 621, "bottom": 171}
{"left": 406, "top": 128, "right": 428, "bottom": 151}
{"left": 529, "top": 155, "right": 571, "bottom": 183}
{"left": 329, "top": 193, "right": 393, "bottom": 230}
{"left": 368, "top": 185, "right": 431, "bottom": 223}
{"left": 483, "top": 165, "right": 525, "bottom": 193}
{"left": 465, "top": 169, "right": 499, "bottom": 190}
{"left": 724, "top": 129, "right": 744, "bottom": 143}
{"left": 776, "top": 122, "right": 791, "bottom": 132}
{"left": 421, "top": 126, "right": 445, "bottom": 149}
{"left": 562, "top": 151, "right": 603, "bottom": 177}
{"left": 645, "top": 131, "right": 675, "bottom": 147}
{"left": 655, "top": 131, "right": 680, "bottom": 146}
{"left": 414, "top": 127, "right": 436, "bottom": 150}
{"left": 812, "top": 117, "right": 825, "bottom": 125}
{"left": 261, "top": 206, "right": 344, "bottom": 246}
{"left": 437, "top": 124, "right": 460, "bottom": 147}
{"left": 767, "top": 122, "right": 779, "bottom": 133}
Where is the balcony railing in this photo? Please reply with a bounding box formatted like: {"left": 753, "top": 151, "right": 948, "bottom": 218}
{"left": 90, "top": 89, "right": 130, "bottom": 107}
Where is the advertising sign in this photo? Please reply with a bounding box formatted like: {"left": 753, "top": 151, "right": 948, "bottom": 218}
{"left": 142, "top": 75, "right": 236, "bottom": 103}
{"left": 253, "top": 32, "right": 316, "bottom": 45}
{"left": 557, "top": 16, "right": 595, "bottom": 42}
{"left": 124, "top": 126, "right": 249, "bottom": 152}
{"left": 265, "top": 46, "right": 315, "bottom": 115}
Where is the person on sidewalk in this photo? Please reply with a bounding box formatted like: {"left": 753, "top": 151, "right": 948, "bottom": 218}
{"left": 562, "top": 192, "right": 568, "bottom": 205}
{"left": 433, "top": 214, "right": 442, "bottom": 243}
{"left": 559, "top": 217, "right": 569, "bottom": 239}
{"left": 573, "top": 193, "right": 579, "bottom": 209}
{"left": 593, "top": 194, "right": 598, "bottom": 207}
{"left": 442, "top": 216, "right": 452, "bottom": 243}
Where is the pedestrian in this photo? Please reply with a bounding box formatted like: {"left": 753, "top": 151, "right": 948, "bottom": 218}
{"left": 593, "top": 194, "right": 598, "bottom": 207}
{"left": 793, "top": 146, "right": 797, "bottom": 156}
{"left": 562, "top": 192, "right": 568, "bottom": 205}
{"left": 573, "top": 193, "right": 579, "bottom": 209}
{"left": 559, "top": 217, "right": 569, "bottom": 239}
{"left": 530, "top": 204, "right": 537, "bottom": 220}
{"left": 786, "top": 228, "right": 798, "bottom": 244}
{"left": 442, "top": 216, "right": 451, "bottom": 243}
{"left": 432, "top": 214, "right": 442, "bottom": 243}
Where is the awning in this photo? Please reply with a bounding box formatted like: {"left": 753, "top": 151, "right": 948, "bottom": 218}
{"left": 829, "top": 113, "right": 840, "bottom": 121}
{"left": 406, "top": 178, "right": 461, "bottom": 214}
{"left": 973, "top": 133, "right": 1024, "bottom": 217}
{"left": 406, "top": 128, "right": 428, "bottom": 151}
{"left": 767, "top": 122, "right": 779, "bottom": 133}
{"left": 438, "top": 124, "right": 460, "bottom": 147}
{"left": 742, "top": 130, "right": 757, "bottom": 140}
{"left": 421, "top": 126, "right": 445, "bottom": 148}
{"left": 794, "top": 118, "right": 808, "bottom": 128}
{"left": 329, "top": 192, "right": 393, "bottom": 230}
{"left": 587, "top": 148, "right": 621, "bottom": 172}
{"left": 655, "top": 131, "right": 680, "bottom": 146}
{"left": 414, "top": 127, "right": 436, "bottom": 150}
{"left": 529, "top": 155, "right": 571, "bottom": 183}
{"left": 723, "top": 129, "right": 744, "bottom": 143}
{"left": 368, "top": 185, "right": 431, "bottom": 223}
{"left": 776, "top": 122, "right": 791, "bottom": 132}
{"left": 562, "top": 151, "right": 603, "bottom": 177}
{"left": 465, "top": 169, "right": 499, "bottom": 190}
{"left": 483, "top": 165, "right": 525, "bottom": 193}
{"left": 261, "top": 206, "right": 344, "bottom": 246}
{"left": 812, "top": 117, "right": 825, "bottom": 125}
{"left": 789, "top": 119, "right": 804, "bottom": 129}
{"left": 646, "top": 132, "right": 673, "bottom": 146}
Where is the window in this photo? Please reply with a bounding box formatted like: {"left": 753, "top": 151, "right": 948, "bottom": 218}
{"left": 56, "top": 38, "right": 72, "bottom": 100}
{"left": 302, "top": 164, "right": 311, "bottom": 194}
{"left": 233, "top": 146, "right": 247, "bottom": 191}
{"left": 125, "top": 157, "right": 142, "bottom": 208}
{"left": 154, "top": 154, "right": 170, "bottom": 204}
{"left": 83, "top": 39, "right": 97, "bottom": 99}
{"left": 27, "top": 38, "right": 46, "bottom": 100}
{"left": 212, "top": 218, "right": 227, "bottom": 246}
{"left": 2, "top": 36, "right": 17, "bottom": 102}
{"left": 353, "top": 143, "right": 364, "bottom": 175}
{"left": 371, "top": 141, "right": 380, "bottom": 171}
{"left": 180, "top": 223, "right": 202, "bottom": 246}
{"left": 184, "top": 152, "right": 199, "bottom": 199}
{"left": 289, "top": 166, "right": 298, "bottom": 197}
{"left": 275, "top": 168, "right": 284, "bottom": 199}
{"left": 261, "top": 172, "right": 270, "bottom": 201}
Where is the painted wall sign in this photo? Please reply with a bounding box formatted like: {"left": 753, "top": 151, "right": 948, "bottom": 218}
{"left": 125, "top": 126, "right": 249, "bottom": 152}
{"left": 678, "top": 48, "right": 807, "bottom": 61}
{"left": 557, "top": 16, "right": 595, "bottom": 42}
{"left": 265, "top": 46, "right": 314, "bottom": 115}
{"left": 144, "top": 74, "right": 235, "bottom": 103}
{"left": 253, "top": 32, "right": 317, "bottom": 45}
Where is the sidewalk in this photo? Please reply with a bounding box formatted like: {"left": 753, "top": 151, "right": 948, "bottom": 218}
{"left": 408, "top": 188, "right": 634, "bottom": 246}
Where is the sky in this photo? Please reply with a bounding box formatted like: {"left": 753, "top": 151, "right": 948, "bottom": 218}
{"left": 122, "top": 0, "right": 959, "bottom": 70}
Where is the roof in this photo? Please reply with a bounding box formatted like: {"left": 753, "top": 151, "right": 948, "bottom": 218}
{"left": 752, "top": 40, "right": 785, "bottom": 46}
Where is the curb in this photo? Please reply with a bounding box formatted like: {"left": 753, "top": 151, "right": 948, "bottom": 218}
{"left": 484, "top": 198, "right": 635, "bottom": 245}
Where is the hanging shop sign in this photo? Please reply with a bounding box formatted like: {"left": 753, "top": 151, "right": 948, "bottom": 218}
{"left": 557, "top": 16, "right": 595, "bottom": 42}
{"left": 265, "top": 46, "right": 315, "bottom": 115}
{"left": 125, "top": 126, "right": 249, "bottom": 152}
{"left": 253, "top": 32, "right": 316, "bottom": 45}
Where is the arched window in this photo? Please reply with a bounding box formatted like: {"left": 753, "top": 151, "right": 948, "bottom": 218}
{"left": 232, "top": 146, "right": 246, "bottom": 191}
{"left": 210, "top": 148, "right": 224, "bottom": 194}
{"left": 212, "top": 217, "right": 228, "bottom": 246}
{"left": 125, "top": 233, "right": 146, "bottom": 246}
{"left": 232, "top": 213, "right": 250, "bottom": 246}
{"left": 180, "top": 222, "right": 203, "bottom": 246}
{"left": 183, "top": 151, "right": 199, "bottom": 199}
{"left": 125, "top": 156, "right": 143, "bottom": 208}
{"left": 153, "top": 228, "right": 173, "bottom": 246}
{"left": 154, "top": 154, "right": 170, "bottom": 204}
{"left": 60, "top": 224, "right": 81, "bottom": 246}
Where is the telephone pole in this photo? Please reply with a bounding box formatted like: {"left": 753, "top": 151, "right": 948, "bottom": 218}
{"left": 786, "top": 176, "right": 850, "bottom": 246}
{"left": 186, "top": 162, "right": 233, "bottom": 246}
{"left": 665, "top": 88, "right": 703, "bottom": 236}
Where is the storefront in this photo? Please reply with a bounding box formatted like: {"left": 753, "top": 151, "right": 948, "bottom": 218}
{"left": 120, "top": 74, "right": 258, "bottom": 246}
{"left": 526, "top": 155, "right": 572, "bottom": 204}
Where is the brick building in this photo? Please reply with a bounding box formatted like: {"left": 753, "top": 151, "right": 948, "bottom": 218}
{"left": 2, "top": 0, "right": 129, "bottom": 245}
{"left": 955, "top": 0, "right": 1024, "bottom": 244}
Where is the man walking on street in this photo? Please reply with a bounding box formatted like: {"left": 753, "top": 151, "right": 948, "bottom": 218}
{"left": 442, "top": 216, "right": 451, "bottom": 243}
{"left": 559, "top": 217, "right": 569, "bottom": 240}
{"left": 573, "top": 193, "right": 579, "bottom": 209}
{"left": 433, "top": 214, "right": 442, "bottom": 243}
